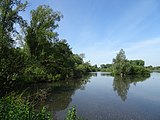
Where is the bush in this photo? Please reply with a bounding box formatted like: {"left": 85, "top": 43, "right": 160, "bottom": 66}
{"left": 23, "top": 64, "right": 47, "bottom": 82}
{"left": 0, "top": 94, "right": 51, "bottom": 120}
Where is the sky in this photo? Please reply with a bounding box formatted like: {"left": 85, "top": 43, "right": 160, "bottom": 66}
{"left": 21, "top": 0, "right": 160, "bottom": 66}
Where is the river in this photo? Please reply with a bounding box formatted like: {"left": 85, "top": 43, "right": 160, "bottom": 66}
{"left": 12, "top": 72, "right": 160, "bottom": 120}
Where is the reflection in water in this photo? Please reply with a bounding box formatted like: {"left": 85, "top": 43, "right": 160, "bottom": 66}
{"left": 2, "top": 72, "right": 157, "bottom": 119}
{"left": 0, "top": 73, "right": 93, "bottom": 119}
{"left": 101, "top": 72, "right": 112, "bottom": 76}
{"left": 38, "top": 74, "right": 93, "bottom": 119}
{"left": 90, "top": 72, "right": 97, "bottom": 77}
{"left": 113, "top": 75, "right": 150, "bottom": 101}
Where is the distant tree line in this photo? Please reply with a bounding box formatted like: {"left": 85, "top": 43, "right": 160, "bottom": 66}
{"left": 100, "top": 64, "right": 112, "bottom": 72}
{"left": 145, "top": 65, "right": 160, "bottom": 72}
{"left": 99, "top": 49, "right": 150, "bottom": 76}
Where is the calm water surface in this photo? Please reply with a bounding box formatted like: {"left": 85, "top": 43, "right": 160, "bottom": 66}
{"left": 31, "top": 72, "right": 160, "bottom": 120}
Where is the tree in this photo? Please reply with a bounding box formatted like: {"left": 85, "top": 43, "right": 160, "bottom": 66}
{"left": 0, "top": 0, "right": 28, "bottom": 82}
{"left": 129, "top": 60, "right": 145, "bottom": 66}
{"left": 22, "top": 5, "right": 63, "bottom": 81}
{"left": 46, "top": 40, "right": 75, "bottom": 80}
{"left": 112, "top": 49, "right": 127, "bottom": 76}
{"left": 25, "top": 5, "right": 62, "bottom": 59}
{"left": 100, "top": 64, "right": 112, "bottom": 72}
{"left": 0, "top": 2, "right": 93, "bottom": 84}
{"left": 79, "top": 53, "right": 85, "bottom": 60}
{"left": 100, "top": 64, "right": 106, "bottom": 69}
{"left": 112, "top": 49, "right": 150, "bottom": 76}
{"left": 73, "top": 54, "right": 83, "bottom": 65}
{"left": 0, "top": 0, "right": 28, "bottom": 49}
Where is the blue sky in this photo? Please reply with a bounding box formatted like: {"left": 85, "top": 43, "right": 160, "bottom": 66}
{"left": 21, "top": 0, "right": 160, "bottom": 66}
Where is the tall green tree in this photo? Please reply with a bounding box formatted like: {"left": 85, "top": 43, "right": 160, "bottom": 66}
{"left": 112, "top": 49, "right": 150, "bottom": 76}
{"left": 23, "top": 5, "right": 68, "bottom": 81}
{"left": 112, "top": 49, "right": 128, "bottom": 76}
{"left": 0, "top": 0, "right": 28, "bottom": 49}
{"left": 25, "top": 5, "right": 62, "bottom": 60}
{"left": 0, "top": 0, "right": 28, "bottom": 82}
{"left": 24, "top": 5, "right": 79, "bottom": 81}
{"left": 50, "top": 40, "right": 75, "bottom": 79}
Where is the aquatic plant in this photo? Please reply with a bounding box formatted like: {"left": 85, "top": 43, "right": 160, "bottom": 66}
{"left": 65, "top": 106, "right": 82, "bottom": 120}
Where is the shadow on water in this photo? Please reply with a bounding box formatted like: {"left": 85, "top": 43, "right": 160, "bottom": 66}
{"left": 101, "top": 72, "right": 112, "bottom": 76}
{"left": 0, "top": 73, "right": 93, "bottom": 119}
{"left": 90, "top": 72, "right": 98, "bottom": 77}
{"left": 112, "top": 75, "right": 150, "bottom": 101}
{"left": 35, "top": 74, "right": 93, "bottom": 119}
{"left": 1, "top": 72, "right": 154, "bottom": 119}
{"left": 90, "top": 72, "right": 112, "bottom": 77}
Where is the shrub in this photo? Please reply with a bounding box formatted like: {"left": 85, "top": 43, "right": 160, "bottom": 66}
{"left": 0, "top": 94, "right": 51, "bottom": 120}
{"left": 23, "top": 64, "right": 47, "bottom": 82}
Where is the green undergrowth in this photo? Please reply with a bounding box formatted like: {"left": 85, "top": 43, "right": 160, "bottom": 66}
{"left": 65, "top": 106, "right": 83, "bottom": 120}
{"left": 0, "top": 94, "right": 51, "bottom": 120}
{"left": 0, "top": 94, "right": 83, "bottom": 120}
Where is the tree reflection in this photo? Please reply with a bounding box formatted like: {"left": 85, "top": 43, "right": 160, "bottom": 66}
{"left": 101, "top": 72, "right": 112, "bottom": 76}
{"left": 113, "top": 75, "right": 150, "bottom": 101}
{"left": 90, "top": 72, "right": 97, "bottom": 77}
{"left": 37, "top": 74, "right": 93, "bottom": 118}
{"left": 0, "top": 73, "right": 93, "bottom": 119}
{"left": 45, "top": 75, "right": 92, "bottom": 110}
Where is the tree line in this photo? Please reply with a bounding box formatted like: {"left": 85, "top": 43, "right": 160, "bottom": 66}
{"left": 99, "top": 49, "right": 150, "bottom": 76}
{"left": 0, "top": 0, "right": 97, "bottom": 87}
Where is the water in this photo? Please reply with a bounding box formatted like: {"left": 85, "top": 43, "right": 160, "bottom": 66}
{"left": 52, "top": 73, "right": 160, "bottom": 120}
{"left": 8, "top": 72, "right": 160, "bottom": 120}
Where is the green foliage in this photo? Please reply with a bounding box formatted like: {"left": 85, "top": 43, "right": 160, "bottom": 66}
{"left": 112, "top": 49, "right": 127, "bottom": 75}
{"left": 25, "top": 5, "right": 62, "bottom": 60}
{"left": 146, "top": 65, "right": 160, "bottom": 72}
{"left": 100, "top": 64, "right": 112, "bottom": 69}
{"left": 100, "top": 64, "right": 112, "bottom": 72}
{"left": 0, "top": 48, "right": 27, "bottom": 84}
{"left": 74, "top": 62, "right": 97, "bottom": 77}
{"left": 0, "top": 95, "right": 85, "bottom": 120}
{"left": 0, "top": 0, "right": 28, "bottom": 47}
{"left": 0, "top": 94, "right": 51, "bottom": 120}
{"left": 129, "top": 60, "right": 145, "bottom": 66}
{"left": 49, "top": 40, "right": 75, "bottom": 79}
{"left": 0, "top": 1, "right": 92, "bottom": 84}
{"left": 112, "top": 49, "right": 150, "bottom": 76}
{"left": 65, "top": 106, "right": 82, "bottom": 120}
{"left": 0, "top": 0, "right": 28, "bottom": 71}
{"left": 73, "top": 54, "right": 83, "bottom": 65}
{"left": 0, "top": 0, "right": 28, "bottom": 84}
{"left": 23, "top": 5, "right": 91, "bottom": 82}
{"left": 23, "top": 63, "right": 47, "bottom": 82}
